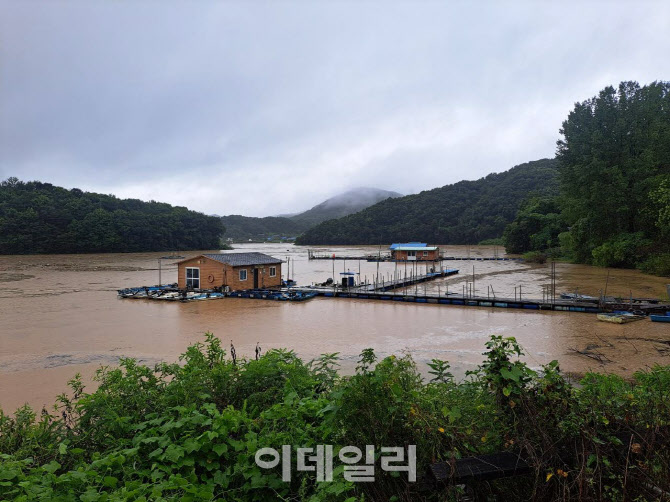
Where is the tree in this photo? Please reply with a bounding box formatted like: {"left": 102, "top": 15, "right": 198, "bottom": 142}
{"left": 0, "top": 179, "right": 225, "bottom": 254}
{"left": 547, "top": 80, "right": 670, "bottom": 269}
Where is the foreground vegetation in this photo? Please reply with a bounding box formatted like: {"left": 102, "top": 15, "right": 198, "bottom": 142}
{"left": 503, "top": 81, "right": 670, "bottom": 276}
{"left": 0, "top": 178, "right": 224, "bottom": 254}
{"left": 1, "top": 335, "right": 668, "bottom": 501}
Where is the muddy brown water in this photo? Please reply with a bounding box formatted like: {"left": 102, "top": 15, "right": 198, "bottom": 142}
{"left": 1, "top": 244, "right": 669, "bottom": 413}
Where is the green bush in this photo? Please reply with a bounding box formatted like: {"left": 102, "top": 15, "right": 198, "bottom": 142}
{"left": 522, "top": 251, "right": 547, "bottom": 264}
{"left": 638, "top": 253, "right": 670, "bottom": 277}
{"left": 1, "top": 334, "right": 669, "bottom": 501}
{"left": 478, "top": 237, "right": 504, "bottom": 246}
{"left": 591, "top": 232, "right": 650, "bottom": 268}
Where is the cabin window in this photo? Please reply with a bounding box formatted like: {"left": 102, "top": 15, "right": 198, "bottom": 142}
{"left": 186, "top": 267, "right": 200, "bottom": 289}
{"left": 239, "top": 269, "right": 247, "bottom": 281}
{"left": 408, "top": 251, "right": 416, "bottom": 257}
{"left": 269, "top": 266, "right": 276, "bottom": 277}
{"left": 423, "top": 251, "right": 428, "bottom": 256}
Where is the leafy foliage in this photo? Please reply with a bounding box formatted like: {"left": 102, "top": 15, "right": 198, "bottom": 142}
{"left": 296, "top": 159, "right": 559, "bottom": 245}
{"left": 0, "top": 178, "right": 224, "bottom": 254}
{"left": 502, "top": 196, "right": 565, "bottom": 254}
{"left": 1, "top": 334, "right": 669, "bottom": 501}
{"left": 505, "top": 81, "right": 670, "bottom": 274}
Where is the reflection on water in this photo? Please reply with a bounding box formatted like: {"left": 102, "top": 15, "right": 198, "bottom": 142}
{"left": 1, "top": 244, "right": 668, "bottom": 412}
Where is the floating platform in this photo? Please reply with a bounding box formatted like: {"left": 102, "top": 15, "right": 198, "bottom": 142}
{"left": 118, "top": 270, "right": 670, "bottom": 314}
{"left": 307, "top": 254, "right": 522, "bottom": 262}
{"left": 291, "top": 287, "right": 604, "bottom": 313}
{"left": 355, "top": 268, "right": 460, "bottom": 292}
{"left": 306, "top": 249, "right": 521, "bottom": 262}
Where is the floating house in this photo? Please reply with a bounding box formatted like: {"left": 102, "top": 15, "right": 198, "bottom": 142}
{"left": 389, "top": 243, "right": 440, "bottom": 261}
{"left": 176, "top": 252, "right": 283, "bottom": 291}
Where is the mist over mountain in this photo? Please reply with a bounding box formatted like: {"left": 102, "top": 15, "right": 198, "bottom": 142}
{"left": 296, "top": 159, "right": 559, "bottom": 245}
{"left": 221, "top": 187, "right": 401, "bottom": 241}
{"left": 290, "top": 187, "right": 402, "bottom": 227}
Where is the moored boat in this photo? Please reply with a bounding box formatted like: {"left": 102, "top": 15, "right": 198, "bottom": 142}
{"left": 561, "top": 292, "right": 598, "bottom": 301}
{"left": 597, "top": 312, "right": 646, "bottom": 324}
{"left": 650, "top": 312, "right": 670, "bottom": 323}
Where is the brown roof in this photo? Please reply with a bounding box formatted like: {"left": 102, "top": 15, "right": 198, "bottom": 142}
{"left": 178, "top": 252, "right": 282, "bottom": 267}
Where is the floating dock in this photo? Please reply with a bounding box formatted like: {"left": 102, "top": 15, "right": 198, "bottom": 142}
{"left": 118, "top": 269, "right": 670, "bottom": 314}
{"left": 291, "top": 268, "right": 603, "bottom": 313}
{"left": 306, "top": 249, "right": 522, "bottom": 262}
{"left": 294, "top": 288, "right": 603, "bottom": 313}
{"left": 356, "top": 268, "right": 459, "bottom": 292}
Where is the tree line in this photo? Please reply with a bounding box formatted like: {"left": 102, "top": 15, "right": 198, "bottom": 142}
{"left": 220, "top": 214, "right": 308, "bottom": 241}
{"left": 503, "top": 81, "right": 670, "bottom": 275}
{"left": 0, "top": 178, "right": 224, "bottom": 254}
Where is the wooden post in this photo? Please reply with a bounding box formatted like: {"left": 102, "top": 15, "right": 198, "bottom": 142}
{"left": 472, "top": 266, "right": 475, "bottom": 298}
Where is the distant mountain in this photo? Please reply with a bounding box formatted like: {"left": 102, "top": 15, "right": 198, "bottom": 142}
{"left": 220, "top": 187, "right": 401, "bottom": 241}
{"left": 295, "top": 159, "right": 559, "bottom": 245}
{"left": 290, "top": 187, "right": 402, "bottom": 227}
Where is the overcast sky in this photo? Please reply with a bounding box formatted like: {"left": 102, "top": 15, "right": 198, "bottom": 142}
{"left": 1, "top": 1, "right": 669, "bottom": 216}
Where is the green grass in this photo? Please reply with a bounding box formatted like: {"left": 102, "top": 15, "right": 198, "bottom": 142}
{"left": 1, "top": 334, "right": 668, "bottom": 501}
{"left": 477, "top": 238, "right": 504, "bottom": 246}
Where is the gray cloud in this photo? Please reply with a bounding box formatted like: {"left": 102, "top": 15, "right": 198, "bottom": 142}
{"left": 1, "top": 1, "right": 669, "bottom": 216}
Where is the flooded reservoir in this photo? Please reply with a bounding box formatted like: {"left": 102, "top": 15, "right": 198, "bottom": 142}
{"left": 1, "top": 243, "right": 669, "bottom": 413}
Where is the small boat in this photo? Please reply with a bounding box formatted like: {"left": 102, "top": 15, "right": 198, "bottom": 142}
{"left": 290, "top": 291, "right": 317, "bottom": 301}
{"left": 650, "top": 312, "right": 670, "bottom": 323}
{"left": 561, "top": 292, "right": 598, "bottom": 301}
{"left": 597, "top": 312, "right": 646, "bottom": 324}
{"left": 273, "top": 290, "right": 318, "bottom": 301}
{"left": 184, "top": 292, "right": 225, "bottom": 301}
{"left": 117, "top": 284, "right": 178, "bottom": 298}
{"left": 153, "top": 292, "right": 181, "bottom": 301}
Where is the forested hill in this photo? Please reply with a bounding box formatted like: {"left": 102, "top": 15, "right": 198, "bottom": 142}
{"left": 295, "top": 159, "right": 559, "bottom": 245}
{"left": 219, "top": 215, "right": 309, "bottom": 241}
{"left": 0, "top": 178, "right": 224, "bottom": 254}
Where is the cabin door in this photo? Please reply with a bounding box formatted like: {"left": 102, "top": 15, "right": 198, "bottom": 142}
{"left": 253, "top": 268, "right": 259, "bottom": 289}
{"left": 407, "top": 251, "right": 417, "bottom": 261}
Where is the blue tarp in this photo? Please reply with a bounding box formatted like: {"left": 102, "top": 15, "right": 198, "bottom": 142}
{"left": 389, "top": 242, "right": 427, "bottom": 250}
